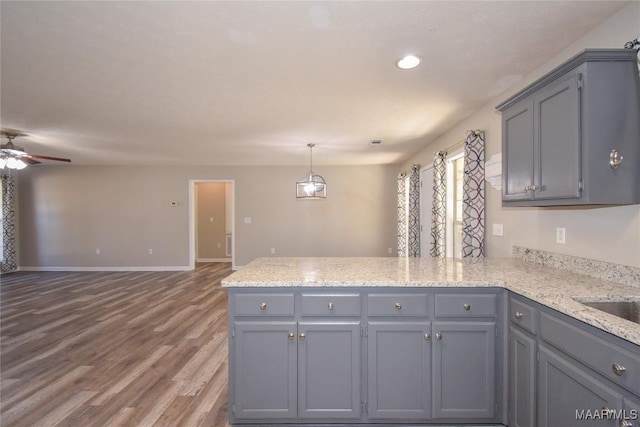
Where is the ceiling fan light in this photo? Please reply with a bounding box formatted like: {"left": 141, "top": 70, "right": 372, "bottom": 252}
{"left": 15, "top": 159, "right": 28, "bottom": 170}
{"left": 6, "top": 157, "right": 19, "bottom": 169}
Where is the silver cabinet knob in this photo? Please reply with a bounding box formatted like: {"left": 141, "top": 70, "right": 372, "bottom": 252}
{"left": 395, "top": 303, "right": 402, "bottom": 310}
{"left": 619, "top": 419, "right": 633, "bottom": 427}
{"left": 424, "top": 333, "right": 431, "bottom": 341}
{"left": 514, "top": 311, "right": 524, "bottom": 320}
{"left": 259, "top": 303, "right": 267, "bottom": 310}
{"left": 612, "top": 363, "right": 626, "bottom": 376}
{"left": 463, "top": 303, "right": 471, "bottom": 311}
{"left": 299, "top": 333, "right": 306, "bottom": 341}
{"left": 530, "top": 185, "right": 538, "bottom": 191}
{"left": 610, "top": 149, "right": 624, "bottom": 170}
{"left": 435, "top": 333, "right": 442, "bottom": 340}
{"left": 328, "top": 302, "right": 334, "bottom": 310}
{"left": 288, "top": 332, "right": 295, "bottom": 341}
{"left": 524, "top": 185, "right": 531, "bottom": 192}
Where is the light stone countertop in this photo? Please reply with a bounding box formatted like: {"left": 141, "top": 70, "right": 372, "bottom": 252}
{"left": 222, "top": 257, "right": 640, "bottom": 346}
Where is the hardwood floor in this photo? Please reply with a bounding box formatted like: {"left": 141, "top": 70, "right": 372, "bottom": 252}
{"left": 1, "top": 263, "right": 232, "bottom": 426}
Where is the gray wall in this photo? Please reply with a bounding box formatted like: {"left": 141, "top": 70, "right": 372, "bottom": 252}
{"left": 401, "top": 2, "right": 640, "bottom": 268}
{"left": 17, "top": 164, "right": 397, "bottom": 269}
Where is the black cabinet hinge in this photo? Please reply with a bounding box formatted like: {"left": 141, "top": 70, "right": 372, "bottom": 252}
{"left": 231, "top": 327, "right": 235, "bottom": 337}
{"left": 360, "top": 326, "right": 368, "bottom": 337}
{"left": 577, "top": 74, "right": 584, "bottom": 90}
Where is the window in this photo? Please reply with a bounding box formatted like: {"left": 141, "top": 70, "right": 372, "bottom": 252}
{"left": 420, "top": 148, "right": 465, "bottom": 259}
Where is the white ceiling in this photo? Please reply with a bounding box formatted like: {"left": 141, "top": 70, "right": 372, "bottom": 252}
{"left": 0, "top": 1, "right": 629, "bottom": 166}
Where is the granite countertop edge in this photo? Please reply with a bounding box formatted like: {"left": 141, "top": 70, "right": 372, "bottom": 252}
{"left": 221, "top": 257, "right": 640, "bottom": 346}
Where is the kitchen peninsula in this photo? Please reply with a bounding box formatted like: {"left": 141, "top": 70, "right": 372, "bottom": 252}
{"left": 223, "top": 254, "right": 640, "bottom": 427}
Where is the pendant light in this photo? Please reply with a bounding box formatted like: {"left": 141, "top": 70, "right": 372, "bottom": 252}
{"left": 296, "top": 143, "right": 326, "bottom": 199}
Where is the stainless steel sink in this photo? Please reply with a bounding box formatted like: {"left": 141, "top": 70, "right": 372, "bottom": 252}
{"left": 577, "top": 300, "right": 640, "bottom": 324}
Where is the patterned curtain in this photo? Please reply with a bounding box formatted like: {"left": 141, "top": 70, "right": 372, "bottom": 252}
{"left": 397, "top": 173, "right": 407, "bottom": 257}
{"left": 462, "top": 130, "right": 485, "bottom": 257}
{"left": 397, "top": 165, "right": 421, "bottom": 257}
{"left": 1, "top": 175, "right": 17, "bottom": 273}
{"left": 430, "top": 152, "right": 446, "bottom": 257}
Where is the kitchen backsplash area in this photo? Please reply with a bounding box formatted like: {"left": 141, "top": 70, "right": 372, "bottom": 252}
{"left": 513, "top": 246, "right": 640, "bottom": 289}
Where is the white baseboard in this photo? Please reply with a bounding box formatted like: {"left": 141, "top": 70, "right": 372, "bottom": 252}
{"left": 18, "top": 266, "right": 192, "bottom": 272}
{"left": 196, "top": 258, "right": 232, "bottom": 263}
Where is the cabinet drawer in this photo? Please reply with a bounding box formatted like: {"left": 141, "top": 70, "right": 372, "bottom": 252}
{"left": 367, "top": 293, "right": 428, "bottom": 317}
{"left": 233, "top": 293, "right": 294, "bottom": 316}
{"left": 540, "top": 311, "right": 640, "bottom": 396}
{"left": 434, "top": 294, "right": 496, "bottom": 318}
{"left": 301, "top": 293, "right": 361, "bottom": 316}
{"left": 509, "top": 294, "right": 537, "bottom": 334}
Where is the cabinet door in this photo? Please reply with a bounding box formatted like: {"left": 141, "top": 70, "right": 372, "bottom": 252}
{"left": 432, "top": 321, "right": 496, "bottom": 419}
{"left": 502, "top": 97, "right": 534, "bottom": 201}
{"left": 533, "top": 73, "right": 581, "bottom": 200}
{"left": 232, "top": 321, "right": 297, "bottom": 420}
{"left": 298, "top": 322, "right": 361, "bottom": 419}
{"left": 538, "top": 344, "right": 622, "bottom": 427}
{"left": 509, "top": 326, "right": 536, "bottom": 427}
{"left": 368, "top": 321, "right": 431, "bottom": 420}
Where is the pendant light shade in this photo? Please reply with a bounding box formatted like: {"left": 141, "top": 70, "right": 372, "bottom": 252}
{"left": 296, "top": 143, "right": 326, "bottom": 199}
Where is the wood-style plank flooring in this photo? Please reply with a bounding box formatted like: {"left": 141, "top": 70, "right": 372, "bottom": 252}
{"left": 0, "top": 263, "right": 232, "bottom": 426}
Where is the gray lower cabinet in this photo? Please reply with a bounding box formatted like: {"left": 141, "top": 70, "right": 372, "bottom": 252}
{"left": 367, "top": 321, "right": 432, "bottom": 419}
{"left": 298, "top": 321, "right": 361, "bottom": 419}
{"left": 432, "top": 321, "right": 496, "bottom": 419}
{"left": 231, "top": 320, "right": 361, "bottom": 421}
{"left": 538, "top": 344, "right": 623, "bottom": 427}
{"left": 508, "top": 326, "right": 536, "bottom": 427}
{"left": 232, "top": 321, "right": 298, "bottom": 420}
{"left": 507, "top": 292, "right": 640, "bottom": 427}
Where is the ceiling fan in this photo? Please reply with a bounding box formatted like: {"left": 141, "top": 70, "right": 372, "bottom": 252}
{"left": 0, "top": 130, "right": 71, "bottom": 170}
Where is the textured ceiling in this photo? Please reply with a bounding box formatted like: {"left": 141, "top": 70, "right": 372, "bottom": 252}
{"left": 0, "top": 1, "right": 629, "bottom": 166}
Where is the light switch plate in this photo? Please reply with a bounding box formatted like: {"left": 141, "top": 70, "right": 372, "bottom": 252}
{"left": 492, "top": 223, "right": 504, "bottom": 237}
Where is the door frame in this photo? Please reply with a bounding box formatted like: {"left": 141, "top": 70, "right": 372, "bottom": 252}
{"left": 188, "top": 179, "right": 236, "bottom": 270}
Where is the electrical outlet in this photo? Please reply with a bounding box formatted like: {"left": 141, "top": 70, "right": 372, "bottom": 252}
{"left": 95, "top": 249, "right": 100, "bottom": 255}
{"left": 492, "top": 223, "right": 504, "bottom": 237}
{"left": 388, "top": 247, "right": 393, "bottom": 254}
{"left": 244, "top": 217, "right": 252, "bottom": 224}
{"left": 148, "top": 248, "right": 153, "bottom": 255}
{"left": 556, "top": 227, "right": 566, "bottom": 244}
{"left": 270, "top": 248, "right": 276, "bottom": 255}
{"left": 217, "top": 242, "right": 222, "bottom": 249}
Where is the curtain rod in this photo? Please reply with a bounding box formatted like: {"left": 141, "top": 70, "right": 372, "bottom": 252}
{"left": 436, "top": 129, "right": 483, "bottom": 156}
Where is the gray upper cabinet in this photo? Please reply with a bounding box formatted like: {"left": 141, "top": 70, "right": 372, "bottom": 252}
{"left": 497, "top": 49, "right": 640, "bottom": 206}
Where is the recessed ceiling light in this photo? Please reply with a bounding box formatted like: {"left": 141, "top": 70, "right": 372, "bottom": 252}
{"left": 396, "top": 54, "right": 422, "bottom": 70}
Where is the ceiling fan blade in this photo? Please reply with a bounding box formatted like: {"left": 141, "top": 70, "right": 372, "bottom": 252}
{"left": 20, "top": 156, "right": 41, "bottom": 165}
{"left": 28, "top": 154, "right": 71, "bottom": 163}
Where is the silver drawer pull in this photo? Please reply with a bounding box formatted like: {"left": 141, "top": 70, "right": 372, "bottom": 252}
{"left": 395, "top": 303, "right": 402, "bottom": 310}
{"left": 619, "top": 419, "right": 633, "bottom": 427}
{"left": 463, "top": 303, "right": 471, "bottom": 311}
{"left": 435, "top": 333, "right": 442, "bottom": 340}
{"left": 424, "top": 333, "right": 431, "bottom": 341}
{"left": 612, "top": 363, "right": 626, "bottom": 376}
{"left": 514, "top": 311, "right": 524, "bottom": 320}
{"left": 259, "top": 303, "right": 267, "bottom": 310}
{"left": 299, "top": 333, "right": 306, "bottom": 341}
{"left": 610, "top": 149, "right": 623, "bottom": 170}
{"left": 288, "top": 332, "right": 295, "bottom": 341}
{"left": 328, "top": 302, "right": 334, "bottom": 310}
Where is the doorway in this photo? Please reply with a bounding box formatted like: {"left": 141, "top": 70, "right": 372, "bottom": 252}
{"left": 188, "top": 179, "right": 236, "bottom": 270}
